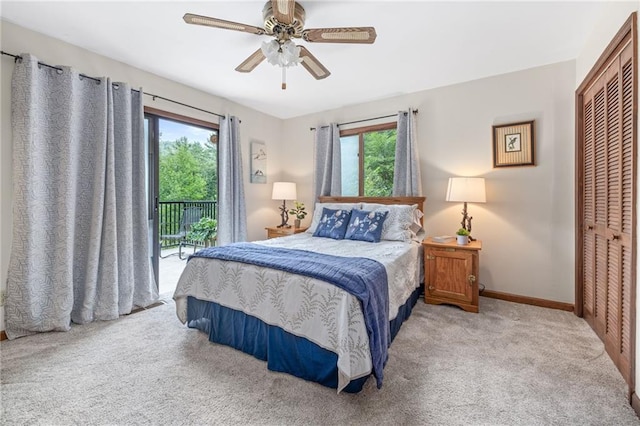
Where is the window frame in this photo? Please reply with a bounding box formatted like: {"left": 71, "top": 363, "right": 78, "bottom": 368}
{"left": 144, "top": 106, "right": 219, "bottom": 132}
{"left": 340, "top": 121, "right": 397, "bottom": 196}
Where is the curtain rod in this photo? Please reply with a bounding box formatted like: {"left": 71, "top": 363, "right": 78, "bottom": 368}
{"left": 1, "top": 50, "right": 225, "bottom": 119}
{"left": 309, "top": 109, "right": 419, "bottom": 131}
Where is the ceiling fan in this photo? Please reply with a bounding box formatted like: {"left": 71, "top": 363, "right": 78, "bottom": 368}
{"left": 183, "top": 0, "right": 377, "bottom": 89}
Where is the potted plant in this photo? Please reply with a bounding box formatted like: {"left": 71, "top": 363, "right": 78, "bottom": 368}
{"left": 288, "top": 201, "right": 308, "bottom": 228}
{"left": 187, "top": 217, "right": 217, "bottom": 247}
{"left": 456, "top": 227, "right": 470, "bottom": 245}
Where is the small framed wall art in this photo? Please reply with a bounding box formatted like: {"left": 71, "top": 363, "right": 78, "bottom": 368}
{"left": 250, "top": 140, "right": 267, "bottom": 183}
{"left": 492, "top": 120, "right": 535, "bottom": 167}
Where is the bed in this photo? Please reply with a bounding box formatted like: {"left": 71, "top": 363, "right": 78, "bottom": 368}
{"left": 173, "top": 196, "right": 426, "bottom": 393}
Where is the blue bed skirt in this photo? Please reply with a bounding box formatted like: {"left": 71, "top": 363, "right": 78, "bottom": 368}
{"left": 186, "top": 286, "right": 421, "bottom": 393}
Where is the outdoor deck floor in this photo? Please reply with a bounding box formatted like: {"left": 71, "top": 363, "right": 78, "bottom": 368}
{"left": 157, "top": 247, "right": 194, "bottom": 297}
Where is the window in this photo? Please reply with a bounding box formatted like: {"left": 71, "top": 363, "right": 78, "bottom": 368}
{"left": 340, "top": 122, "right": 397, "bottom": 196}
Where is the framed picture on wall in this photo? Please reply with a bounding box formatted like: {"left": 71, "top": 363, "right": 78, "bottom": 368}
{"left": 492, "top": 120, "right": 535, "bottom": 167}
{"left": 250, "top": 140, "right": 267, "bottom": 183}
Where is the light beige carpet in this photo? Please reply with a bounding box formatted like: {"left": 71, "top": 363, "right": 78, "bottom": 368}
{"left": 1, "top": 296, "right": 639, "bottom": 425}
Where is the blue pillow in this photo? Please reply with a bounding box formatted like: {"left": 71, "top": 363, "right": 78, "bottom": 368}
{"left": 313, "top": 208, "right": 351, "bottom": 240}
{"left": 344, "top": 209, "right": 388, "bottom": 243}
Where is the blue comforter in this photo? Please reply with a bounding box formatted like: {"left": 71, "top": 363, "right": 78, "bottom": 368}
{"left": 190, "top": 242, "right": 390, "bottom": 388}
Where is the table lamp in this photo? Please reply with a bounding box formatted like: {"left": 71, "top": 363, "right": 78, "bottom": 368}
{"left": 446, "top": 177, "right": 486, "bottom": 240}
{"left": 272, "top": 182, "right": 297, "bottom": 228}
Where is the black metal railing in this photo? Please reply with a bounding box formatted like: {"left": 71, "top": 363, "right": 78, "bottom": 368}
{"left": 159, "top": 200, "right": 217, "bottom": 249}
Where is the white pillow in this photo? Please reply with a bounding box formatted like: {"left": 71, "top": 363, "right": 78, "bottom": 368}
{"left": 413, "top": 228, "right": 427, "bottom": 243}
{"left": 361, "top": 203, "right": 418, "bottom": 242}
{"left": 410, "top": 208, "right": 424, "bottom": 235}
{"left": 307, "top": 202, "right": 362, "bottom": 234}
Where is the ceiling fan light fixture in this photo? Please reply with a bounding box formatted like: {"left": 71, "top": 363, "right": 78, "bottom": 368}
{"left": 260, "top": 39, "right": 302, "bottom": 90}
{"left": 184, "top": 1, "right": 376, "bottom": 86}
{"left": 281, "top": 40, "right": 302, "bottom": 66}
{"left": 260, "top": 39, "right": 279, "bottom": 64}
{"left": 261, "top": 39, "right": 301, "bottom": 68}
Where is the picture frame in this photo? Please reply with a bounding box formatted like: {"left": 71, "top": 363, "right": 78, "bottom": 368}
{"left": 492, "top": 120, "right": 535, "bottom": 167}
{"left": 250, "top": 140, "right": 267, "bottom": 183}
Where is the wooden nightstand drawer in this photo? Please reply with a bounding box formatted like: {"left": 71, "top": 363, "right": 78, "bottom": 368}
{"left": 265, "top": 226, "right": 308, "bottom": 239}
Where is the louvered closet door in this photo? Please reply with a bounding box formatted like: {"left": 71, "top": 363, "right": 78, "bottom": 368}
{"left": 581, "top": 41, "right": 634, "bottom": 384}
{"left": 582, "top": 74, "right": 602, "bottom": 330}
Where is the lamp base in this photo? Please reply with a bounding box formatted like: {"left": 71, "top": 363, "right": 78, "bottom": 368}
{"left": 460, "top": 202, "right": 475, "bottom": 240}
{"left": 277, "top": 200, "right": 290, "bottom": 228}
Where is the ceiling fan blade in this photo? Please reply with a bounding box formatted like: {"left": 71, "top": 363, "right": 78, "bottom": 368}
{"left": 183, "top": 13, "right": 265, "bottom": 35}
{"left": 298, "top": 46, "right": 330, "bottom": 80}
{"left": 235, "top": 48, "right": 266, "bottom": 73}
{"left": 271, "top": 0, "right": 296, "bottom": 25}
{"left": 303, "top": 27, "right": 377, "bottom": 44}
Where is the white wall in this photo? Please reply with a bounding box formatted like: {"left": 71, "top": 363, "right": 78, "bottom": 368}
{"left": 0, "top": 20, "right": 285, "bottom": 332}
{"left": 575, "top": 2, "right": 640, "bottom": 86}
{"left": 282, "top": 60, "right": 576, "bottom": 304}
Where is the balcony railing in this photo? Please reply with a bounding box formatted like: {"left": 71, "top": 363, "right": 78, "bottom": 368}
{"left": 159, "top": 200, "right": 217, "bottom": 249}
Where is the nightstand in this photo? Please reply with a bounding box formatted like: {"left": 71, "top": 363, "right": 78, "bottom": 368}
{"left": 423, "top": 237, "right": 482, "bottom": 313}
{"left": 265, "top": 226, "right": 308, "bottom": 239}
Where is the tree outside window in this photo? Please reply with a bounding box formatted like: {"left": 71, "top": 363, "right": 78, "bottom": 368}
{"left": 159, "top": 136, "right": 218, "bottom": 202}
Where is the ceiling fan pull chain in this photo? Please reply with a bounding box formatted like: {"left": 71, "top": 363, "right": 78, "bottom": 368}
{"left": 282, "top": 66, "right": 287, "bottom": 90}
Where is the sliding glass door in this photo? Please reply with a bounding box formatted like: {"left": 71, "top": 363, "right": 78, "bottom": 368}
{"left": 144, "top": 109, "right": 218, "bottom": 294}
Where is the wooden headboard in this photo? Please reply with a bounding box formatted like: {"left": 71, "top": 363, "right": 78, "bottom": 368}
{"left": 318, "top": 196, "right": 426, "bottom": 223}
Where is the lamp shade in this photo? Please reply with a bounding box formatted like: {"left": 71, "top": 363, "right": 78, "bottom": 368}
{"left": 446, "top": 177, "right": 486, "bottom": 203}
{"left": 272, "top": 182, "right": 297, "bottom": 200}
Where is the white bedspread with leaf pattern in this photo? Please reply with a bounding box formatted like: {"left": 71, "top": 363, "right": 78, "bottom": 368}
{"left": 174, "top": 233, "right": 421, "bottom": 392}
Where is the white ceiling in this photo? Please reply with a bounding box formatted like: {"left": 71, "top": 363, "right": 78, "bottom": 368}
{"left": 1, "top": 1, "right": 609, "bottom": 119}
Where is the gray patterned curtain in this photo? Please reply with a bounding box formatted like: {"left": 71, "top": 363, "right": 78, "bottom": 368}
{"left": 393, "top": 109, "right": 422, "bottom": 196}
{"left": 313, "top": 123, "right": 341, "bottom": 201}
{"left": 217, "top": 115, "right": 247, "bottom": 246}
{"left": 7, "top": 54, "right": 158, "bottom": 339}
